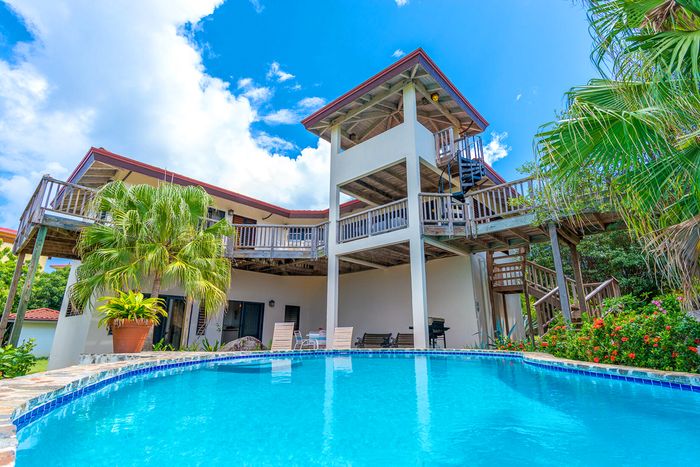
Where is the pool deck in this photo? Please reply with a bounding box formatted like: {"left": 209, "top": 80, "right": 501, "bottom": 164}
{"left": 1, "top": 349, "right": 699, "bottom": 466}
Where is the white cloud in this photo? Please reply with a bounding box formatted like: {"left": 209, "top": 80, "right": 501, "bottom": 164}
{"left": 482, "top": 132, "right": 511, "bottom": 165}
{"left": 515, "top": 93, "right": 522, "bottom": 101}
{"left": 0, "top": 0, "right": 332, "bottom": 228}
{"left": 395, "top": 0, "right": 408, "bottom": 6}
{"left": 262, "top": 108, "right": 298, "bottom": 125}
{"left": 262, "top": 96, "right": 326, "bottom": 125}
{"left": 249, "top": 0, "right": 264, "bottom": 13}
{"left": 266, "top": 61, "right": 295, "bottom": 82}
{"left": 297, "top": 96, "right": 325, "bottom": 110}
{"left": 237, "top": 77, "right": 272, "bottom": 102}
{"left": 391, "top": 49, "right": 405, "bottom": 58}
{"left": 255, "top": 132, "right": 296, "bottom": 152}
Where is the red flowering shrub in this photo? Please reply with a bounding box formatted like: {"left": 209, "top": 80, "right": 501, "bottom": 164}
{"left": 539, "top": 294, "right": 700, "bottom": 373}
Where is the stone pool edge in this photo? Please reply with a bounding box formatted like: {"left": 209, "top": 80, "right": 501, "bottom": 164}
{"left": 1, "top": 349, "right": 699, "bottom": 466}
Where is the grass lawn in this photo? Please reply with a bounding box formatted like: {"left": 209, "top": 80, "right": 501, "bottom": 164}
{"left": 28, "top": 357, "right": 48, "bottom": 374}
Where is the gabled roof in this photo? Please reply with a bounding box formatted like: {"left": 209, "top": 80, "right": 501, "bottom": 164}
{"left": 302, "top": 48, "right": 488, "bottom": 143}
{"left": 9, "top": 308, "right": 60, "bottom": 322}
{"left": 67, "top": 147, "right": 364, "bottom": 219}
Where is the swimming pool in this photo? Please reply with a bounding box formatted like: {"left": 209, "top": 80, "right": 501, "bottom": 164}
{"left": 15, "top": 353, "right": 700, "bottom": 465}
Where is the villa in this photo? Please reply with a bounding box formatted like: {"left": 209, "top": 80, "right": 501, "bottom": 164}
{"left": 6, "top": 49, "right": 622, "bottom": 370}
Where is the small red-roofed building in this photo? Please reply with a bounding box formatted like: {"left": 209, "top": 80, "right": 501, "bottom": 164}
{"left": 7, "top": 308, "right": 60, "bottom": 356}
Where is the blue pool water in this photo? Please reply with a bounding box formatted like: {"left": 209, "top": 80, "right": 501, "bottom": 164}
{"left": 16, "top": 354, "right": 700, "bottom": 465}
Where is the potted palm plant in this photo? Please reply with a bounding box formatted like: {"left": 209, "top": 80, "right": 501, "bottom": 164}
{"left": 97, "top": 290, "right": 167, "bottom": 353}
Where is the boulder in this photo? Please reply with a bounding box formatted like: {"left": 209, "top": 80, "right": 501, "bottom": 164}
{"left": 220, "top": 336, "right": 266, "bottom": 351}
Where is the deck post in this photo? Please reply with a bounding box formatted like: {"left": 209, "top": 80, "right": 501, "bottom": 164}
{"left": 521, "top": 248, "right": 535, "bottom": 344}
{"left": 325, "top": 125, "right": 342, "bottom": 348}
{"left": 485, "top": 251, "right": 499, "bottom": 337}
{"left": 10, "top": 226, "right": 47, "bottom": 346}
{"left": 0, "top": 252, "right": 26, "bottom": 343}
{"left": 548, "top": 223, "right": 572, "bottom": 325}
{"left": 404, "top": 82, "right": 430, "bottom": 348}
{"left": 569, "top": 244, "right": 588, "bottom": 319}
{"left": 180, "top": 296, "right": 194, "bottom": 348}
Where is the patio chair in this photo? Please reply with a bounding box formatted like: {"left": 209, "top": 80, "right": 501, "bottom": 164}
{"left": 294, "top": 330, "right": 316, "bottom": 350}
{"left": 394, "top": 333, "right": 414, "bottom": 348}
{"left": 356, "top": 333, "right": 392, "bottom": 348}
{"left": 332, "top": 327, "right": 354, "bottom": 350}
{"left": 270, "top": 322, "right": 295, "bottom": 351}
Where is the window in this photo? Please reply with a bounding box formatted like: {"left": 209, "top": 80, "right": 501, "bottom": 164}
{"left": 288, "top": 227, "right": 312, "bottom": 243}
{"left": 284, "top": 305, "right": 300, "bottom": 331}
{"left": 65, "top": 300, "right": 83, "bottom": 317}
{"left": 196, "top": 302, "right": 207, "bottom": 336}
{"left": 206, "top": 207, "right": 226, "bottom": 228}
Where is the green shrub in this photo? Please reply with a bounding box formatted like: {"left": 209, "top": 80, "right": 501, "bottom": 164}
{"left": 498, "top": 294, "right": 700, "bottom": 373}
{"left": 0, "top": 340, "right": 37, "bottom": 378}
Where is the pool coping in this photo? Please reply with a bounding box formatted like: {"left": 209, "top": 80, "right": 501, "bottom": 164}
{"left": 1, "top": 349, "right": 699, "bottom": 466}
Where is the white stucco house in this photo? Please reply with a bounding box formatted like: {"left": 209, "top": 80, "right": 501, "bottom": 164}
{"left": 5, "top": 49, "right": 621, "bottom": 370}
{"left": 8, "top": 308, "right": 59, "bottom": 357}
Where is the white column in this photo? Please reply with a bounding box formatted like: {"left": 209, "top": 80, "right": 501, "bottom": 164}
{"left": 325, "top": 125, "right": 342, "bottom": 348}
{"left": 403, "top": 83, "right": 429, "bottom": 348}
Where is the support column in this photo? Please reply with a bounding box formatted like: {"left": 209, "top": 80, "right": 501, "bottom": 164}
{"left": 404, "top": 82, "right": 429, "bottom": 348}
{"left": 0, "top": 252, "right": 25, "bottom": 343}
{"left": 570, "top": 244, "right": 588, "bottom": 319}
{"left": 521, "top": 248, "right": 535, "bottom": 344}
{"left": 325, "top": 125, "right": 342, "bottom": 348}
{"left": 10, "top": 226, "right": 47, "bottom": 346}
{"left": 485, "top": 252, "right": 499, "bottom": 337}
{"left": 548, "top": 223, "right": 572, "bottom": 326}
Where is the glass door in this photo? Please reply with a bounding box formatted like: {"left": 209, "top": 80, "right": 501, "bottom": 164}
{"left": 222, "top": 301, "right": 265, "bottom": 343}
{"left": 240, "top": 302, "right": 264, "bottom": 339}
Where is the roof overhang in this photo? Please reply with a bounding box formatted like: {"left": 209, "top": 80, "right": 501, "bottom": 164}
{"left": 67, "top": 147, "right": 364, "bottom": 219}
{"left": 302, "top": 48, "right": 488, "bottom": 145}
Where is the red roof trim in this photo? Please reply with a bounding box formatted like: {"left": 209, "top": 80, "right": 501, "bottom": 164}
{"left": 9, "top": 308, "right": 59, "bottom": 322}
{"left": 68, "top": 147, "right": 362, "bottom": 219}
{"left": 301, "top": 48, "right": 489, "bottom": 130}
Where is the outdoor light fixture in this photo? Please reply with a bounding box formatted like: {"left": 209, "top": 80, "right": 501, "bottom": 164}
{"left": 268, "top": 300, "right": 275, "bottom": 308}
{"left": 227, "top": 209, "right": 234, "bottom": 217}
{"left": 348, "top": 133, "right": 357, "bottom": 141}
{"left": 430, "top": 92, "right": 439, "bottom": 102}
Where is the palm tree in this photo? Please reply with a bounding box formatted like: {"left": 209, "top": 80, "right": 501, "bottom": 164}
{"left": 71, "top": 181, "right": 232, "bottom": 348}
{"left": 535, "top": 0, "right": 700, "bottom": 306}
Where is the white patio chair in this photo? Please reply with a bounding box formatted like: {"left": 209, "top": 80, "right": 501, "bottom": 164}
{"left": 294, "top": 330, "right": 316, "bottom": 350}
{"left": 270, "top": 322, "right": 295, "bottom": 351}
{"left": 332, "top": 327, "right": 353, "bottom": 350}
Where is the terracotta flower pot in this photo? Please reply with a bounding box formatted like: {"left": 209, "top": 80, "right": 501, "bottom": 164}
{"left": 111, "top": 319, "right": 153, "bottom": 353}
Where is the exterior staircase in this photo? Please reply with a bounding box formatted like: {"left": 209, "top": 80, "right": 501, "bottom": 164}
{"left": 434, "top": 128, "right": 486, "bottom": 201}
{"left": 488, "top": 249, "right": 621, "bottom": 336}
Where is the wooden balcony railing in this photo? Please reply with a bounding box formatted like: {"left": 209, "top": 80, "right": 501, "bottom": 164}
{"left": 468, "top": 176, "right": 537, "bottom": 223}
{"left": 227, "top": 223, "right": 328, "bottom": 259}
{"left": 584, "top": 278, "right": 621, "bottom": 317}
{"left": 337, "top": 198, "right": 408, "bottom": 243}
{"left": 14, "top": 175, "right": 98, "bottom": 253}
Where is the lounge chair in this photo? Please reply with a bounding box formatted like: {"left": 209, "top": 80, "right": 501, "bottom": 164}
{"left": 394, "top": 333, "right": 414, "bottom": 348}
{"left": 356, "top": 333, "right": 392, "bottom": 348}
{"left": 270, "top": 322, "right": 295, "bottom": 351}
{"left": 332, "top": 327, "right": 354, "bottom": 350}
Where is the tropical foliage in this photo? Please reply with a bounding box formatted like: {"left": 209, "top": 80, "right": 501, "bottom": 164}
{"left": 535, "top": 0, "right": 700, "bottom": 306}
{"left": 71, "top": 182, "right": 232, "bottom": 345}
{"left": 0, "top": 248, "right": 69, "bottom": 312}
{"left": 0, "top": 340, "right": 36, "bottom": 378}
{"left": 499, "top": 294, "right": 700, "bottom": 373}
{"left": 528, "top": 231, "right": 660, "bottom": 298}
{"left": 96, "top": 290, "right": 167, "bottom": 328}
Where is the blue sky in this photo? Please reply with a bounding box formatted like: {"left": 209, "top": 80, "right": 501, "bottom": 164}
{"left": 189, "top": 0, "right": 596, "bottom": 179}
{"left": 0, "top": 0, "right": 595, "bottom": 228}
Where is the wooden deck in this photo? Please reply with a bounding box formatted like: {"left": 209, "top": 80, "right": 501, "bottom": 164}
{"left": 13, "top": 174, "right": 623, "bottom": 276}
